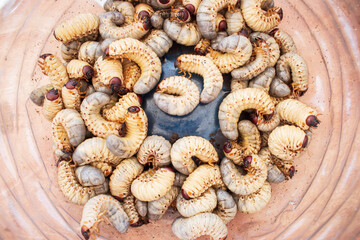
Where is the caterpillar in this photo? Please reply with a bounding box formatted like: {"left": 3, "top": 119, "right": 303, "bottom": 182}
{"left": 42, "top": 88, "right": 64, "bottom": 120}
{"left": 176, "top": 188, "right": 217, "bottom": 217}
{"left": 236, "top": 181, "right": 272, "bottom": 214}
{"left": 38, "top": 53, "right": 69, "bottom": 90}
{"left": 214, "top": 189, "right": 237, "bottom": 224}
{"left": 148, "top": 186, "right": 180, "bottom": 220}
{"left": 142, "top": 29, "right": 173, "bottom": 57}
{"left": 137, "top": 135, "right": 172, "bottom": 168}
{"left": 66, "top": 59, "right": 94, "bottom": 81}
{"left": 163, "top": 19, "right": 202, "bottom": 46}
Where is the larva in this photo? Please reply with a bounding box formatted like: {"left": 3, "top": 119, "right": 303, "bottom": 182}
{"left": 209, "top": 31, "right": 227, "bottom": 51}
{"left": 66, "top": 59, "right": 94, "bottom": 81}
{"left": 272, "top": 157, "right": 295, "bottom": 179}
{"left": 276, "top": 52, "right": 309, "bottom": 95}
{"left": 218, "top": 88, "right": 275, "bottom": 140}
{"left": 231, "top": 38, "right": 271, "bottom": 81}
{"left": 75, "top": 165, "right": 106, "bottom": 187}
{"left": 137, "top": 135, "right": 172, "bottom": 167}
{"left": 134, "top": 3, "right": 155, "bottom": 20}
{"left": 145, "top": 0, "right": 176, "bottom": 10}
{"left": 170, "top": 6, "right": 192, "bottom": 23}
{"left": 214, "top": 189, "right": 237, "bottom": 224}
{"left": 258, "top": 147, "right": 285, "bottom": 183}
{"left": 176, "top": 188, "right": 217, "bottom": 217}
{"left": 269, "top": 28, "right": 297, "bottom": 54}
{"left": 131, "top": 167, "right": 175, "bottom": 201}
{"left": 38, "top": 53, "right": 69, "bottom": 90}
{"left": 276, "top": 99, "right": 320, "bottom": 130}
{"left": 241, "top": 0, "right": 282, "bottom": 32}
{"left": 78, "top": 39, "right": 114, "bottom": 65}
{"left": 181, "top": 164, "right": 224, "bottom": 199}
{"left": 163, "top": 19, "right": 202, "bottom": 46}
{"left": 142, "top": 29, "right": 173, "bottom": 57}
{"left": 54, "top": 13, "right": 100, "bottom": 43}
{"left": 106, "top": 106, "right": 148, "bottom": 158}
{"left": 150, "top": 9, "right": 171, "bottom": 29}
{"left": 106, "top": 38, "right": 162, "bottom": 94}
{"left": 256, "top": 110, "right": 281, "bottom": 132}
{"left": 42, "top": 88, "right": 64, "bottom": 120}
{"left": 183, "top": 0, "right": 201, "bottom": 14}
{"left": 52, "top": 143, "right": 71, "bottom": 159}
{"left": 30, "top": 84, "right": 53, "bottom": 106}
{"left": 175, "top": 54, "right": 223, "bottom": 103}
{"left": 154, "top": 76, "right": 200, "bottom": 116}
{"left": 104, "top": 0, "right": 135, "bottom": 24}
{"left": 122, "top": 59, "right": 141, "bottom": 92}
{"left": 174, "top": 172, "right": 187, "bottom": 187}
{"left": 260, "top": 131, "right": 270, "bottom": 148}
{"left": 61, "top": 79, "right": 82, "bottom": 111}
{"left": 223, "top": 120, "right": 261, "bottom": 164}
{"left": 230, "top": 78, "right": 249, "bottom": 92}
{"left": 148, "top": 186, "right": 180, "bottom": 220}
{"left": 61, "top": 41, "right": 81, "bottom": 62}
{"left": 80, "top": 194, "right": 130, "bottom": 239}
{"left": 194, "top": 37, "right": 211, "bottom": 55}
{"left": 225, "top": 9, "right": 244, "bottom": 35}
{"left": 172, "top": 213, "right": 228, "bottom": 240}
{"left": 250, "top": 32, "right": 280, "bottom": 67}
{"left": 109, "top": 157, "right": 144, "bottom": 199}
{"left": 269, "top": 76, "right": 291, "bottom": 98}
{"left": 215, "top": 13, "right": 227, "bottom": 32}
{"left": 90, "top": 161, "right": 113, "bottom": 177}
{"left": 248, "top": 67, "right": 275, "bottom": 91}
{"left": 268, "top": 125, "right": 308, "bottom": 161}
{"left": 135, "top": 199, "right": 148, "bottom": 217}
{"left": 236, "top": 181, "right": 272, "bottom": 214}
{"left": 171, "top": 136, "right": 219, "bottom": 175}
{"left": 51, "top": 109, "right": 86, "bottom": 153}
{"left": 123, "top": 194, "right": 145, "bottom": 226}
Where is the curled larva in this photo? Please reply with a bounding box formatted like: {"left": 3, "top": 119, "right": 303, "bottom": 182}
{"left": 134, "top": 3, "right": 154, "bottom": 20}
{"left": 109, "top": 157, "right": 144, "bottom": 199}
{"left": 181, "top": 164, "right": 224, "bottom": 199}
{"left": 258, "top": 147, "right": 285, "bottom": 183}
{"left": 241, "top": 0, "right": 282, "bottom": 32}
{"left": 135, "top": 199, "right": 148, "bottom": 217}
{"left": 194, "top": 37, "right": 211, "bottom": 55}
{"left": 218, "top": 88, "right": 275, "bottom": 140}
{"left": 131, "top": 167, "right": 175, "bottom": 201}
{"left": 38, "top": 54, "right": 69, "bottom": 90}
{"left": 30, "top": 84, "right": 53, "bottom": 106}
{"left": 175, "top": 54, "right": 223, "bottom": 103}
{"left": 269, "top": 28, "right": 297, "bottom": 54}
{"left": 106, "top": 38, "right": 162, "bottom": 94}
{"left": 255, "top": 110, "right": 281, "bottom": 132}
{"left": 248, "top": 67, "right": 275, "bottom": 91}
{"left": 183, "top": 0, "right": 201, "bottom": 14}
{"left": 171, "top": 136, "right": 219, "bottom": 175}
{"left": 223, "top": 120, "right": 261, "bottom": 164}
{"left": 90, "top": 162, "right": 113, "bottom": 177}
{"left": 150, "top": 9, "right": 170, "bottom": 29}
{"left": 276, "top": 52, "right": 309, "bottom": 95}
{"left": 163, "top": 19, "right": 202, "bottom": 46}
{"left": 142, "top": 29, "right": 173, "bottom": 57}
{"left": 148, "top": 186, "right": 180, "bottom": 220}
{"left": 51, "top": 109, "right": 86, "bottom": 153}
{"left": 272, "top": 157, "right": 295, "bottom": 179}
{"left": 169, "top": 6, "right": 191, "bottom": 23}
{"left": 236, "top": 181, "right": 271, "bottom": 213}
{"left": 122, "top": 59, "right": 141, "bottom": 92}
{"left": 214, "top": 189, "right": 237, "bottom": 224}
{"left": 231, "top": 38, "right": 271, "bottom": 81}
{"left": 154, "top": 76, "right": 200, "bottom": 116}
{"left": 61, "top": 79, "right": 82, "bottom": 111}
{"left": 250, "top": 32, "right": 280, "bottom": 67}
{"left": 268, "top": 125, "right": 308, "bottom": 161}
{"left": 104, "top": 0, "right": 135, "bottom": 24}
{"left": 209, "top": 31, "right": 228, "bottom": 51}
{"left": 174, "top": 172, "right": 187, "bottom": 187}
{"left": 42, "top": 88, "right": 64, "bottom": 120}
{"left": 172, "top": 213, "right": 228, "bottom": 240}
{"left": 276, "top": 99, "right": 320, "bottom": 130}
{"left": 123, "top": 194, "right": 146, "bottom": 227}
{"left": 269, "top": 76, "right": 291, "bottom": 98}
{"left": 80, "top": 194, "right": 129, "bottom": 239}
{"left": 66, "top": 59, "right": 94, "bottom": 81}
{"left": 61, "top": 41, "right": 81, "bottom": 62}
{"left": 225, "top": 9, "right": 244, "bottom": 35}
{"left": 230, "top": 78, "right": 249, "bottom": 92}
{"left": 176, "top": 188, "right": 217, "bottom": 217}
{"left": 75, "top": 165, "right": 105, "bottom": 187}
{"left": 78, "top": 39, "right": 114, "bottom": 65}
{"left": 102, "top": 92, "right": 141, "bottom": 122}
{"left": 137, "top": 135, "right": 171, "bottom": 167}
{"left": 54, "top": 13, "right": 100, "bottom": 43}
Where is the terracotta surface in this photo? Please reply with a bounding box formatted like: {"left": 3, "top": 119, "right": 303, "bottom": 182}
{"left": 0, "top": 0, "right": 359, "bottom": 239}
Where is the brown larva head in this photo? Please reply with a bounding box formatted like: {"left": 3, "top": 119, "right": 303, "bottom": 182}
{"left": 181, "top": 189, "right": 190, "bottom": 200}
{"left": 249, "top": 112, "right": 259, "bottom": 125}
{"left": 238, "top": 28, "right": 250, "bottom": 38}
{"left": 128, "top": 106, "right": 140, "bottom": 113}
{"left": 113, "top": 195, "right": 124, "bottom": 201}
{"left": 81, "top": 226, "right": 90, "bottom": 240}
{"left": 65, "top": 79, "right": 79, "bottom": 90}
{"left": 138, "top": 10, "right": 150, "bottom": 19}
{"left": 142, "top": 15, "right": 152, "bottom": 30}
{"left": 218, "top": 20, "right": 227, "bottom": 31}
{"left": 184, "top": 4, "right": 196, "bottom": 15}
{"left": 176, "top": 9, "right": 191, "bottom": 22}
{"left": 243, "top": 156, "right": 252, "bottom": 168}
{"left": 109, "top": 77, "right": 126, "bottom": 95}
{"left": 46, "top": 88, "right": 59, "bottom": 101}
{"left": 82, "top": 65, "right": 94, "bottom": 81}
{"left": 302, "top": 135, "right": 308, "bottom": 148}
{"left": 269, "top": 28, "right": 279, "bottom": 36}
{"left": 288, "top": 166, "right": 295, "bottom": 178}
{"left": 159, "top": 0, "right": 170, "bottom": 4}
{"left": 277, "top": 8, "right": 283, "bottom": 20}
{"left": 39, "top": 53, "right": 53, "bottom": 59}
{"left": 306, "top": 115, "right": 320, "bottom": 128}
{"left": 118, "top": 123, "right": 126, "bottom": 137}
{"left": 103, "top": 47, "right": 110, "bottom": 58}
{"left": 223, "top": 141, "right": 232, "bottom": 153}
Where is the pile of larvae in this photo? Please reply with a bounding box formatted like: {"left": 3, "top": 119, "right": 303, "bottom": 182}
{"left": 30, "top": 0, "right": 320, "bottom": 239}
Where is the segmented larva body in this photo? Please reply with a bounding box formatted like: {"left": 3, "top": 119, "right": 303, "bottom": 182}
{"left": 154, "top": 76, "right": 200, "bottom": 116}
{"left": 80, "top": 194, "right": 130, "bottom": 239}
{"left": 30, "top": 84, "right": 53, "bottom": 106}
{"left": 131, "top": 167, "right": 175, "bottom": 201}
{"left": 183, "top": 0, "right": 202, "bottom": 14}
{"left": 270, "top": 28, "right": 297, "bottom": 54}
{"left": 123, "top": 194, "right": 143, "bottom": 226}
{"left": 122, "top": 59, "right": 141, "bottom": 92}
{"left": 150, "top": 9, "right": 171, "bottom": 29}
{"left": 223, "top": 120, "right": 261, "bottom": 164}
{"left": 172, "top": 213, "right": 228, "bottom": 240}
{"left": 38, "top": 54, "right": 69, "bottom": 90}
{"left": 174, "top": 172, "right": 187, "bottom": 187}
{"left": 248, "top": 67, "right": 275, "bottom": 91}
{"left": 176, "top": 188, "right": 217, "bottom": 217}
{"left": 42, "top": 89, "right": 64, "bottom": 120}
{"left": 268, "top": 125, "right": 307, "bottom": 161}
{"left": 258, "top": 147, "right": 285, "bottom": 183}
{"left": 256, "top": 110, "right": 281, "bottom": 132}
{"left": 236, "top": 181, "right": 272, "bottom": 214}
{"left": 137, "top": 135, "right": 172, "bottom": 167}
{"left": 225, "top": 10, "right": 245, "bottom": 35}
{"left": 218, "top": 88, "right": 275, "bottom": 140}
{"left": 57, "top": 161, "right": 96, "bottom": 205}
{"left": 241, "top": 0, "right": 282, "bottom": 32}
{"left": 272, "top": 157, "right": 295, "bottom": 179}
{"left": 135, "top": 199, "right": 148, "bottom": 217}
{"left": 171, "top": 136, "right": 219, "bottom": 175}
{"left": 142, "top": 29, "right": 173, "bottom": 57}
{"left": 215, "top": 13, "right": 227, "bottom": 32}
{"left": 260, "top": 131, "right": 270, "bottom": 148}
{"left": 214, "top": 189, "right": 237, "bottom": 224}
{"left": 104, "top": 0, "right": 135, "bottom": 24}
{"left": 54, "top": 13, "right": 100, "bottom": 43}
{"left": 61, "top": 41, "right": 81, "bottom": 62}
{"left": 148, "top": 186, "right": 180, "bottom": 220}
{"left": 163, "top": 19, "right": 202, "bottom": 46}
{"left": 109, "top": 157, "right": 144, "bottom": 199}
{"left": 78, "top": 39, "right": 114, "bottom": 65}
{"left": 51, "top": 109, "right": 86, "bottom": 153}
{"left": 134, "top": 3, "right": 155, "bottom": 20}
{"left": 276, "top": 99, "right": 320, "bottom": 130}
{"left": 181, "top": 164, "right": 224, "bottom": 199}
{"left": 276, "top": 52, "right": 309, "bottom": 94}
{"left": 250, "top": 32, "right": 280, "bottom": 67}
{"left": 102, "top": 92, "right": 141, "bottom": 122}
{"left": 209, "top": 31, "right": 227, "bottom": 51}
{"left": 75, "top": 165, "right": 106, "bottom": 187}
{"left": 231, "top": 38, "right": 271, "bottom": 81}
{"left": 175, "top": 54, "right": 223, "bottom": 103}
{"left": 61, "top": 79, "right": 81, "bottom": 111}
{"left": 66, "top": 59, "right": 94, "bottom": 81}
{"left": 90, "top": 162, "right": 113, "bottom": 177}
{"left": 269, "top": 76, "right": 291, "bottom": 98}
{"left": 108, "top": 38, "right": 162, "bottom": 94}
{"left": 230, "top": 78, "right": 249, "bottom": 92}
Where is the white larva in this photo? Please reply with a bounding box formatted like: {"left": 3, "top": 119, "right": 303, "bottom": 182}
{"left": 269, "top": 28, "right": 297, "bottom": 54}
{"left": 66, "top": 59, "right": 94, "bottom": 81}
{"left": 42, "top": 88, "right": 64, "bottom": 121}
{"left": 122, "top": 59, "right": 142, "bottom": 92}
{"left": 142, "top": 29, "right": 173, "bottom": 57}
{"left": 214, "top": 189, "right": 237, "bottom": 224}
{"left": 102, "top": 92, "right": 141, "bottom": 122}
{"left": 236, "top": 181, "right": 272, "bottom": 214}
{"left": 38, "top": 53, "right": 69, "bottom": 90}
{"left": 258, "top": 147, "right": 285, "bottom": 183}
{"left": 163, "top": 19, "right": 202, "bottom": 46}
{"left": 104, "top": 0, "right": 135, "bottom": 24}
{"left": 61, "top": 41, "right": 81, "bottom": 62}
{"left": 75, "top": 165, "right": 106, "bottom": 187}
{"left": 123, "top": 194, "right": 145, "bottom": 227}
{"left": 250, "top": 32, "right": 280, "bottom": 67}
{"left": 137, "top": 135, "right": 172, "bottom": 167}
{"left": 30, "top": 84, "right": 53, "bottom": 106}
{"left": 248, "top": 67, "right": 275, "bottom": 91}
{"left": 61, "top": 79, "right": 82, "bottom": 111}
{"left": 269, "top": 76, "right": 292, "bottom": 98}
{"left": 135, "top": 199, "right": 148, "bottom": 217}
{"left": 78, "top": 39, "right": 114, "bottom": 65}
{"left": 148, "top": 186, "right": 180, "bottom": 220}
{"left": 225, "top": 9, "right": 244, "bottom": 35}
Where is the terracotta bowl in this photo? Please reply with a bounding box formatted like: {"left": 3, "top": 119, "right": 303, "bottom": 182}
{"left": 0, "top": 0, "right": 359, "bottom": 239}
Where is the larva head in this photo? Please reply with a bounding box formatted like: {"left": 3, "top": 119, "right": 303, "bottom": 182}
{"left": 110, "top": 77, "right": 127, "bottom": 95}
{"left": 261, "top": 0, "right": 274, "bottom": 10}
{"left": 268, "top": 28, "right": 279, "bottom": 36}
{"left": 39, "top": 53, "right": 53, "bottom": 59}
{"left": 65, "top": 79, "right": 79, "bottom": 90}
{"left": 113, "top": 195, "right": 124, "bottom": 201}
{"left": 141, "top": 15, "right": 152, "bottom": 30}
{"left": 215, "top": 14, "right": 227, "bottom": 32}
{"left": 158, "top": 0, "right": 170, "bottom": 5}
{"left": 302, "top": 135, "right": 308, "bottom": 148}
{"left": 131, "top": 218, "right": 149, "bottom": 227}
{"left": 82, "top": 65, "right": 94, "bottom": 81}
{"left": 81, "top": 226, "right": 90, "bottom": 240}
{"left": 181, "top": 189, "right": 190, "bottom": 200}
{"left": 298, "top": 88, "right": 308, "bottom": 96}
{"left": 223, "top": 142, "right": 232, "bottom": 153}
{"left": 128, "top": 106, "right": 140, "bottom": 113}
{"left": 243, "top": 156, "right": 252, "bottom": 168}
{"left": 249, "top": 112, "right": 259, "bottom": 125}
{"left": 288, "top": 166, "right": 295, "bottom": 178}
{"left": 238, "top": 28, "right": 250, "bottom": 38}
{"left": 118, "top": 123, "right": 126, "bottom": 137}
{"left": 46, "top": 88, "right": 60, "bottom": 101}
{"left": 177, "top": 9, "right": 191, "bottom": 22}
{"left": 184, "top": 4, "right": 196, "bottom": 15}
{"left": 306, "top": 115, "right": 320, "bottom": 128}
{"left": 218, "top": 20, "right": 227, "bottom": 31}
{"left": 276, "top": 8, "right": 284, "bottom": 20}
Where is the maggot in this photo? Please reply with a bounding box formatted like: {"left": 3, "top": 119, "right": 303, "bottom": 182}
{"left": 269, "top": 28, "right": 297, "bottom": 54}
{"left": 176, "top": 188, "right": 217, "bottom": 217}
{"left": 142, "top": 29, "right": 173, "bottom": 57}
{"left": 249, "top": 32, "right": 280, "bottom": 67}
{"left": 137, "top": 135, "right": 172, "bottom": 168}
{"left": 236, "top": 181, "right": 272, "bottom": 214}
{"left": 38, "top": 53, "right": 69, "bottom": 90}
{"left": 163, "top": 19, "right": 202, "bottom": 46}
{"left": 225, "top": 9, "right": 245, "bottom": 35}
{"left": 214, "top": 189, "right": 237, "bottom": 224}
{"left": 78, "top": 39, "right": 115, "bottom": 65}
{"left": 42, "top": 88, "right": 64, "bottom": 120}
{"left": 122, "top": 59, "right": 141, "bottom": 92}
{"left": 123, "top": 194, "right": 146, "bottom": 227}
{"left": 61, "top": 79, "right": 82, "bottom": 111}
{"left": 258, "top": 147, "right": 285, "bottom": 183}
{"left": 248, "top": 67, "right": 275, "bottom": 91}
{"left": 148, "top": 186, "right": 180, "bottom": 220}
{"left": 61, "top": 41, "right": 81, "bottom": 62}
{"left": 66, "top": 59, "right": 94, "bottom": 81}
{"left": 75, "top": 165, "right": 106, "bottom": 187}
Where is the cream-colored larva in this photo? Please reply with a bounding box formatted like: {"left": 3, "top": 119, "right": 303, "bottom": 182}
{"left": 61, "top": 41, "right": 81, "bottom": 62}
{"left": 163, "top": 19, "right": 202, "bottom": 46}
{"left": 131, "top": 167, "right": 175, "bottom": 201}
{"left": 38, "top": 54, "right": 69, "bottom": 90}
{"left": 218, "top": 88, "right": 275, "bottom": 140}
{"left": 123, "top": 194, "right": 145, "bottom": 227}
{"left": 90, "top": 161, "right": 113, "bottom": 177}
{"left": 172, "top": 213, "right": 228, "bottom": 240}
{"left": 80, "top": 194, "right": 130, "bottom": 239}
{"left": 66, "top": 59, "right": 94, "bottom": 81}
{"left": 250, "top": 32, "right": 280, "bottom": 67}
{"left": 30, "top": 84, "right": 53, "bottom": 106}
{"left": 174, "top": 172, "right": 187, "bottom": 187}
{"left": 142, "top": 29, "right": 173, "bottom": 57}
{"left": 78, "top": 39, "right": 115, "bottom": 65}
{"left": 154, "top": 76, "right": 200, "bottom": 116}
{"left": 54, "top": 13, "right": 100, "bottom": 43}
{"left": 181, "top": 164, "right": 224, "bottom": 199}
{"left": 225, "top": 9, "right": 244, "bottom": 35}
{"left": 209, "top": 31, "right": 228, "bottom": 51}
{"left": 272, "top": 157, "right": 295, "bottom": 179}
{"left": 51, "top": 109, "right": 86, "bottom": 153}
{"left": 169, "top": 6, "right": 191, "bottom": 23}
{"left": 268, "top": 125, "right": 308, "bottom": 161}
{"left": 269, "top": 76, "right": 292, "bottom": 98}
{"left": 215, "top": 13, "right": 227, "bottom": 32}
{"left": 176, "top": 188, "right": 217, "bottom": 217}
{"left": 183, "top": 0, "right": 202, "bottom": 14}
{"left": 122, "top": 59, "right": 141, "bottom": 92}
{"left": 223, "top": 120, "right": 261, "bottom": 164}
{"left": 214, "top": 189, "right": 237, "bottom": 224}
{"left": 61, "top": 79, "right": 82, "bottom": 111}
{"left": 135, "top": 199, "right": 148, "bottom": 217}
{"left": 255, "top": 110, "right": 281, "bottom": 132}
{"left": 102, "top": 92, "right": 141, "bottom": 122}
{"left": 137, "top": 135, "right": 172, "bottom": 167}
{"left": 104, "top": 0, "right": 135, "bottom": 24}
{"left": 276, "top": 99, "right": 320, "bottom": 130}
{"left": 260, "top": 131, "right": 270, "bottom": 148}
{"left": 42, "top": 88, "right": 64, "bottom": 120}
{"left": 134, "top": 3, "right": 154, "bottom": 21}
{"left": 269, "top": 28, "right": 297, "bottom": 54}
{"left": 236, "top": 181, "right": 272, "bottom": 214}
{"left": 150, "top": 9, "right": 171, "bottom": 29}
{"left": 75, "top": 165, "right": 106, "bottom": 187}
{"left": 230, "top": 78, "right": 249, "bottom": 92}
{"left": 148, "top": 186, "right": 180, "bottom": 220}
{"left": 171, "top": 136, "right": 219, "bottom": 175}
{"left": 258, "top": 147, "right": 285, "bottom": 183}
{"left": 109, "top": 157, "right": 144, "bottom": 199}
{"left": 175, "top": 54, "right": 223, "bottom": 103}
{"left": 107, "top": 38, "right": 162, "bottom": 94}
{"left": 248, "top": 67, "right": 275, "bottom": 91}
